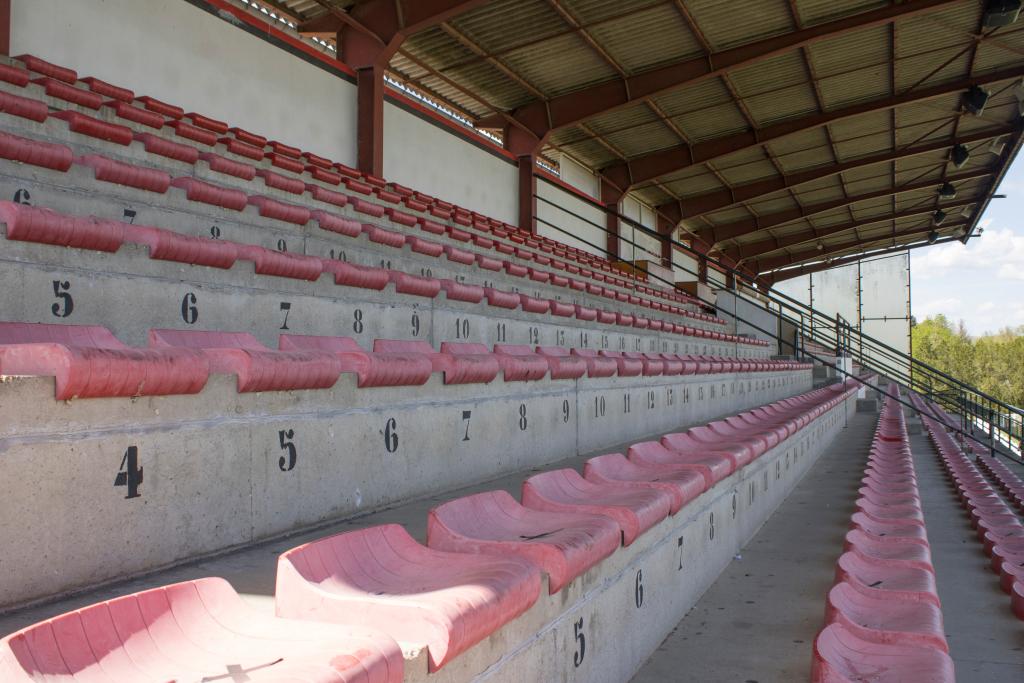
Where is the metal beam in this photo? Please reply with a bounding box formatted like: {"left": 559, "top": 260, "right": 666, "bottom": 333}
{"left": 725, "top": 200, "right": 973, "bottom": 261}
{"left": 765, "top": 236, "right": 960, "bottom": 284}
{"left": 0, "top": 0, "right": 8, "bottom": 56}
{"left": 483, "top": 0, "right": 962, "bottom": 151}
{"left": 700, "top": 168, "right": 990, "bottom": 244}
{"left": 751, "top": 223, "right": 965, "bottom": 272}
{"left": 601, "top": 64, "right": 1024, "bottom": 191}
{"left": 654, "top": 125, "right": 1015, "bottom": 220}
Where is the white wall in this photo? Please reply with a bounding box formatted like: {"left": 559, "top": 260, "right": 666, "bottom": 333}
{"left": 11, "top": 0, "right": 359, "bottom": 164}
{"left": 536, "top": 177, "right": 607, "bottom": 256}
{"left": 382, "top": 103, "right": 518, "bottom": 224}
{"left": 620, "top": 195, "right": 661, "bottom": 262}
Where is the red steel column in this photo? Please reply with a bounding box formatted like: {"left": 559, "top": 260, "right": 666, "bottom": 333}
{"left": 601, "top": 177, "right": 623, "bottom": 261}
{"left": 518, "top": 154, "right": 537, "bottom": 234}
{"left": 0, "top": 0, "right": 10, "bottom": 56}
{"left": 356, "top": 66, "right": 385, "bottom": 178}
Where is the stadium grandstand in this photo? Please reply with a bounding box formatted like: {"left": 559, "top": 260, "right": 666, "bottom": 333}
{"left": 0, "top": 0, "right": 1023, "bottom": 680}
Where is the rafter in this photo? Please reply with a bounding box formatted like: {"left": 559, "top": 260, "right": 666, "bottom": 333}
{"left": 764, "top": 236, "right": 959, "bottom": 284}
{"left": 751, "top": 222, "right": 966, "bottom": 272}
{"left": 699, "top": 168, "right": 989, "bottom": 244}
{"left": 475, "top": 0, "right": 963, "bottom": 153}
{"left": 656, "top": 125, "right": 1014, "bottom": 220}
{"left": 726, "top": 200, "right": 973, "bottom": 262}
{"left": 601, "top": 65, "right": 1024, "bottom": 191}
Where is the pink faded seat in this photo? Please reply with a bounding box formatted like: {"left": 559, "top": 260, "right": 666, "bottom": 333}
{"left": 843, "top": 529, "right": 933, "bottom": 571}
{"left": 0, "top": 201, "right": 125, "bottom": 252}
{"left": 377, "top": 339, "right": 498, "bottom": 385}
{"left": 835, "top": 551, "right": 939, "bottom": 606}
{"left": 664, "top": 427, "right": 756, "bottom": 467}
{"left": 496, "top": 344, "right": 584, "bottom": 380}
{"left": 275, "top": 524, "right": 540, "bottom": 672}
{"left": 126, "top": 225, "right": 239, "bottom": 269}
{"left": 854, "top": 498, "right": 925, "bottom": 525}
{"left": 489, "top": 344, "right": 548, "bottom": 381}
{"left": 0, "top": 131, "right": 74, "bottom": 171}
{"left": 0, "top": 322, "right": 209, "bottom": 399}
{"left": 280, "top": 335, "right": 432, "bottom": 388}
{"left": 522, "top": 468, "right": 672, "bottom": 546}
{"left": 569, "top": 348, "right": 618, "bottom": 377}
{"left": 150, "top": 329, "right": 341, "bottom": 393}
{"left": 427, "top": 490, "right": 620, "bottom": 594}
{"left": 1014, "top": 581, "right": 1024, "bottom": 621}
{"left": 583, "top": 453, "right": 706, "bottom": 515}
{"left": 629, "top": 440, "right": 734, "bottom": 488}
{"left": 811, "top": 623, "right": 954, "bottom": 683}
{"left": 826, "top": 581, "right": 948, "bottom": 653}
{"left": 849, "top": 514, "right": 929, "bottom": 545}
{"left": 0, "top": 577, "right": 404, "bottom": 683}
{"left": 598, "top": 350, "right": 643, "bottom": 376}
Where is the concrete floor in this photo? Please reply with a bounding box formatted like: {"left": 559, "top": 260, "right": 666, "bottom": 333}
{"left": 632, "top": 410, "right": 1024, "bottom": 683}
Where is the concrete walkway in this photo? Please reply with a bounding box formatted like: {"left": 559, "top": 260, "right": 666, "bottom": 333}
{"left": 631, "top": 411, "right": 877, "bottom": 682}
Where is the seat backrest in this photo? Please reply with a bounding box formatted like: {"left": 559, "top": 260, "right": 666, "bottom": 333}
{"left": 0, "top": 322, "right": 126, "bottom": 349}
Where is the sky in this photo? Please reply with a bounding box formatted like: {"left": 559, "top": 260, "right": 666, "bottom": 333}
{"left": 911, "top": 157, "right": 1024, "bottom": 337}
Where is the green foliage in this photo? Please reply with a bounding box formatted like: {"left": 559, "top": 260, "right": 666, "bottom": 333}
{"left": 912, "top": 315, "right": 1024, "bottom": 408}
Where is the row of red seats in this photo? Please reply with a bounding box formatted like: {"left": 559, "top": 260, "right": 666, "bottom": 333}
{"left": 976, "top": 452, "right": 1024, "bottom": 511}
{"left": 912, "top": 393, "right": 1024, "bottom": 623}
{"left": 0, "top": 322, "right": 809, "bottom": 400}
{"left": 0, "top": 380, "right": 858, "bottom": 680}
{"left": 0, "top": 53, "right": 738, "bottom": 326}
{"left": 812, "top": 385, "right": 955, "bottom": 682}
{"left": 0, "top": 201, "right": 763, "bottom": 347}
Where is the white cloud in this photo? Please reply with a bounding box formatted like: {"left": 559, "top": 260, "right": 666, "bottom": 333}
{"left": 914, "top": 224, "right": 1024, "bottom": 282}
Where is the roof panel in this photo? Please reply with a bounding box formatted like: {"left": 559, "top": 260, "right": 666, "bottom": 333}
{"left": 586, "top": 4, "right": 705, "bottom": 74}
{"left": 682, "top": 0, "right": 795, "bottom": 51}
{"left": 793, "top": 0, "right": 887, "bottom": 27}
{"left": 449, "top": 0, "right": 567, "bottom": 55}
{"left": 501, "top": 33, "right": 620, "bottom": 97}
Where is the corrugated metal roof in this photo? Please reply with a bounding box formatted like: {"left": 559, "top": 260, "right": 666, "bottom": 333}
{"left": 586, "top": 4, "right": 705, "bottom": 73}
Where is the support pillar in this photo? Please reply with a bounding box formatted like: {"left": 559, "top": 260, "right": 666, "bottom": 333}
{"left": 698, "top": 256, "right": 709, "bottom": 284}
{"left": 356, "top": 66, "right": 385, "bottom": 178}
{"left": 518, "top": 154, "right": 537, "bottom": 235}
{"left": 601, "top": 178, "right": 624, "bottom": 262}
{"left": 0, "top": 0, "right": 9, "bottom": 56}
{"left": 657, "top": 214, "right": 674, "bottom": 269}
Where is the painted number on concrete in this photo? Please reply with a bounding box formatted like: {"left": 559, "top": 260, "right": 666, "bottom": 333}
{"left": 122, "top": 208, "right": 136, "bottom": 224}
{"left": 13, "top": 188, "right": 30, "bottom": 205}
{"left": 51, "top": 280, "right": 73, "bottom": 318}
{"left": 732, "top": 492, "right": 738, "bottom": 519}
{"left": 353, "top": 309, "right": 364, "bottom": 334}
{"left": 518, "top": 404, "right": 528, "bottom": 431}
{"left": 708, "top": 511, "right": 715, "bottom": 541}
{"left": 278, "top": 429, "right": 297, "bottom": 472}
{"left": 181, "top": 292, "right": 198, "bottom": 325}
{"left": 677, "top": 536, "right": 684, "bottom": 570}
{"left": 411, "top": 312, "right": 420, "bottom": 337}
{"left": 455, "top": 318, "right": 470, "bottom": 339}
{"left": 279, "top": 302, "right": 291, "bottom": 331}
{"left": 496, "top": 322, "right": 506, "bottom": 342}
{"left": 209, "top": 225, "right": 221, "bottom": 239}
{"left": 635, "top": 569, "right": 644, "bottom": 608}
{"left": 573, "top": 617, "right": 586, "bottom": 667}
{"left": 114, "top": 446, "right": 143, "bottom": 499}
{"left": 461, "top": 410, "right": 471, "bottom": 442}
{"left": 562, "top": 400, "right": 570, "bottom": 423}
{"left": 594, "top": 396, "right": 606, "bottom": 418}
{"left": 383, "top": 418, "right": 398, "bottom": 453}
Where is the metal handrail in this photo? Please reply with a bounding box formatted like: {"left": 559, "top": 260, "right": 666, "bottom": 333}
{"left": 531, "top": 190, "right": 1024, "bottom": 462}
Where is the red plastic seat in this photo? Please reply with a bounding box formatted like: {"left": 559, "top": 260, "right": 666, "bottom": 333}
{"left": 378, "top": 339, "right": 498, "bottom": 385}
{"left": 0, "top": 322, "right": 209, "bottom": 400}
{"left": 0, "top": 202, "right": 125, "bottom": 252}
{"left": 127, "top": 225, "right": 239, "bottom": 269}
{"left": 844, "top": 529, "right": 933, "bottom": 571}
{"left": 583, "top": 453, "right": 706, "bottom": 515}
{"left": 663, "top": 428, "right": 755, "bottom": 468}
{"left": 275, "top": 524, "right": 540, "bottom": 672}
{"left": 835, "top": 551, "right": 939, "bottom": 606}
{"left": 826, "top": 581, "right": 948, "bottom": 653}
{"left": 0, "top": 131, "right": 73, "bottom": 171}
{"left": 629, "top": 440, "right": 734, "bottom": 488}
{"left": 427, "top": 490, "right": 620, "bottom": 594}
{"left": 496, "top": 344, "right": 584, "bottom": 379}
{"left": 279, "top": 335, "right": 432, "bottom": 388}
{"left": 522, "top": 469, "right": 672, "bottom": 546}
{"left": 1013, "top": 581, "right": 1024, "bottom": 620}
{"left": 598, "top": 350, "right": 642, "bottom": 376}
{"left": 569, "top": 348, "right": 618, "bottom": 377}
{"left": 490, "top": 344, "right": 549, "bottom": 381}
{"left": 150, "top": 329, "right": 341, "bottom": 393}
{"left": 0, "top": 577, "right": 404, "bottom": 682}
{"left": 811, "top": 623, "right": 954, "bottom": 682}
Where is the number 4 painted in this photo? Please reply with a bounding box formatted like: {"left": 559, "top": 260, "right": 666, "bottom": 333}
{"left": 114, "top": 446, "right": 143, "bottom": 499}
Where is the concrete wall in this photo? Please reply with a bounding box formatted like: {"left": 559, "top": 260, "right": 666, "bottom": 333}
{"left": 10, "top": 0, "right": 359, "bottom": 165}
{"left": 382, "top": 102, "right": 518, "bottom": 225}
{"left": 620, "top": 196, "right": 661, "bottom": 263}
{"left": 717, "top": 290, "right": 781, "bottom": 348}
